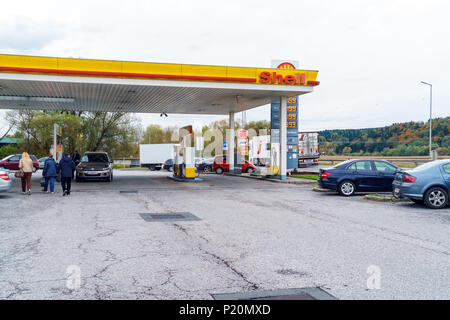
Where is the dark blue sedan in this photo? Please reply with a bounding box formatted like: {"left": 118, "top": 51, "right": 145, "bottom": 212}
{"left": 318, "top": 159, "right": 401, "bottom": 196}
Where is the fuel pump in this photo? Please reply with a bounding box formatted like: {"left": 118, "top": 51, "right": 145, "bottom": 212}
{"left": 267, "top": 143, "right": 280, "bottom": 175}
{"left": 172, "top": 125, "right": 196, "bottom": 180}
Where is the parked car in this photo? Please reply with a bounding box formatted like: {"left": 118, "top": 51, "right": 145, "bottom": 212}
{"left": 318, "top": 159, "right": 401, "bottom": 196}
{"left": 212, "top": 155, "right": 256, "bottom": 174}
{"left": 196, "top": 157, "right": 214, "bottom": 172}
{"left": 0, "top": 154, "right": 39, "bottom": 172}
{"left": 38, "top": 157, "right": 48, "bottom": 170}
{"left": 195, "top": 157, "right": 206, "bottom": 165}
{"left": 75, "top": 152, "right": 113, "bottom": 182}
{"left": 162, "top": 159, "right": 174, "bottom": 171}
{"left": 393, "top": 160, "right": 450, "bottom": 209}
{"left": 0, "top": 170, "right": 12, "bottom": 193}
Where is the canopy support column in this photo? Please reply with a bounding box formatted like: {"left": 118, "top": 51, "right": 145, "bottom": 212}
{"left": 228, "top": 111, "right": 235, "bottom": 174}
{"left": 280, "top": 96, "right": 287, "bottom": 180}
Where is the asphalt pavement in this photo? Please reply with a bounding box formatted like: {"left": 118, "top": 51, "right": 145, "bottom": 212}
{"left": 0, "top": 169, "right": 448, "bottom": 299}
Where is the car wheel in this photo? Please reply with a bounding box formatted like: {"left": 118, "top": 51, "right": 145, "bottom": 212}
{"left": 338, "top": 180, "right": 356, "bottom": 196}
{"left": 215, "top": 167, "right": 223, "bottom": 174}
{"left": 424, "top": 187, "right": 448, "bottom": 209}
{"left": 75, "top": 175, "right": 82, "bottom": 182}
{"left": 203, "top": 166, "right": 211, "bottom": 173}
{"left": 109, "top": 172, "right": 113, "bottom": 182}
{"left": 246, "top": 167, "right": 254, "bottom": 174}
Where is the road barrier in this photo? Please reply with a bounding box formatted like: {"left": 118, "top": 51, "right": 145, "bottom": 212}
{"left": 113, "top": 158, "right": 140, "bottom": 167}
{"left": 319, "top": 155, "right": 447, "bottom": 166}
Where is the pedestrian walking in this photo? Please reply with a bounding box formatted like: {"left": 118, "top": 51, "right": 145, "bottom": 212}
{"left": 72, "top": 150, "right": 81, "bottom": 167}
{"left": 57, "top": 153, "right": 75, "bottom": 196}
{"left": 42, "top": 154, "right": 57, "bottom": 194}
{"left": 71, "top": 150, "right": 81, "bottom": 178}
{"left": 18, "top": 152, "right": 33, "bottom": 195}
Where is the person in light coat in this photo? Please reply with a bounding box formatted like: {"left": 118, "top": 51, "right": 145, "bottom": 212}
{"left": 18, "top": 152, "right": 34, "bottom": 195}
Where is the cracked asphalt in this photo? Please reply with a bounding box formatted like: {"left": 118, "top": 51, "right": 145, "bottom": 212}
{"left": 0, "top": 169, "right": 449, "bottom": 300}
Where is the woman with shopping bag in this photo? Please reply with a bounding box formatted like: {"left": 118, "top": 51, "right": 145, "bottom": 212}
{"left": 18, "top": 152, "right": 34, "bottom": 195}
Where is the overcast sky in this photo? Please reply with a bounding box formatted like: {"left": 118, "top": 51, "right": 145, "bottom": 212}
{"left": 1, "top": 0, "right": 449, "bottom": 133}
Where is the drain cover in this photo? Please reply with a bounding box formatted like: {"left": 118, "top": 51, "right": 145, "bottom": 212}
{"left": 139, "top": 212, "right": 200, "bottom": 222}
{"left": 211, "top": 288, "right": 336, "bottom": 300}
{"left": 252, "top": 293, "right": 315, "bottom": 300}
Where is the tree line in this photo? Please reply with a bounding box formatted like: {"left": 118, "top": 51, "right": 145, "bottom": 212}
{"left": 319, "top": 117, "right": 450, "bottom": 156}
{"left": 0, "top": 110, "right": 141, "bottom": 159}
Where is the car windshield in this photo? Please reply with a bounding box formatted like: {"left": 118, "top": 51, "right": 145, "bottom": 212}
{"left": 410, "top": 161, "right": 439, "bottom": 172}
{"left": 81, "top": 154, "right": 109, "bottom": 163}
{"left": 333, "top": 160, "right": 353, "bottom": 168}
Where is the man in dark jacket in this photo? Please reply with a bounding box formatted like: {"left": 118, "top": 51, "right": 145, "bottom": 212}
{"left": 57, "top": 153, "right": 76, "bottom": 196}
{"left": 43, "top": 154, "right": 57, "bottom": 193}
{"left": 71, "top": 150, "right": 81, "bottom": 178}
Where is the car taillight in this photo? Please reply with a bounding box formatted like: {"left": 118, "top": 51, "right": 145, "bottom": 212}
{"left": 299, "top": 160, "right": 303, "bottom": 163}
{"left": 320, "top": 172, "right": 331, "bottom": 179}
{"left": 403, "top": 175, "right": 416, "bottom": 183}
{"left": 163, "top": 162, "right": 167, "bottom": 166}
{"left": 0, "top": 174, "right": 10, "bottom": 181}
{"left": 313, "top": 159, "right": 318, "bottom": 162}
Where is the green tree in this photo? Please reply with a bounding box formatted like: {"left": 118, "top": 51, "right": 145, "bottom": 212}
{"left": 0, "top": 144, "right": 20, "bottom": 159}
{"left": 5, "top": 110, "right": 142, "bottom": 159}
{"left": 342, "top": 147, "right": 351, "bottom": 155}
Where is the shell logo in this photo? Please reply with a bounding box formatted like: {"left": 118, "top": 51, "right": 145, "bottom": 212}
{"left": 277, "top": 62, "right": 296, "bottom": 70}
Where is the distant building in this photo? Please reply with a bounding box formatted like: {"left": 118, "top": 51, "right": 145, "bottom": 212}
{"left": 0, "top": 137, "right": 18, "bottom": 146}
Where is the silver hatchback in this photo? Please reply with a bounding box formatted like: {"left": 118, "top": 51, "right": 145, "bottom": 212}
{"left": 0, "top": 170, "right": 12, "bottom": 193}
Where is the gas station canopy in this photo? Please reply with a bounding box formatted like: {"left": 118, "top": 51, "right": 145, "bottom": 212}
{"left": 0, "top": 54, "right": 319, "bottom": 115}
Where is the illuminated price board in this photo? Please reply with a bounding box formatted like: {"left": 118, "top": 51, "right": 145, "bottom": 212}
{"left": 270, "top": 95, "right": 299, "bottom": 170}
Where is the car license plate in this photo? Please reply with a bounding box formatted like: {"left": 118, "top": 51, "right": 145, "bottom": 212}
{"left": 85, "top": 171, "right": 98, "bottom": 175}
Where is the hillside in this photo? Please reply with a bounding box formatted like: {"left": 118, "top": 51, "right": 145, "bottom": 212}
{"left": 319, "top": 117, "right": 450, "bottom": 156}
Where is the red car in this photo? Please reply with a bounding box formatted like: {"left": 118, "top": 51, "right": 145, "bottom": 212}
{"left": 0, "top": 154, "right": 39, "bottom": 172}
{"left": 213, "top": 155, "right": 256, "bottom": 174}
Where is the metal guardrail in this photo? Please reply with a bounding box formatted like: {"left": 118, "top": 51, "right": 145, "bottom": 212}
{"left": 319, "top": 156, "right": 448, "bottom": 166}
{"left": 113, "top": 159, "right": 140, "bottom": 167}
{"left": 114, "top": 157, "right": 448, "bottom": 167}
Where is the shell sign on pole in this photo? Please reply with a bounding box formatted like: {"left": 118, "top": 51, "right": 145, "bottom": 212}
{"left": 237, "top": 130, "right": 248, "bottom": 156}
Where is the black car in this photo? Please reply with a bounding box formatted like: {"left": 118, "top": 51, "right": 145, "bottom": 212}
{"left": 162, "top": 159, "right": 173, "bottom": 171}
{"left": 196, "top": 158, "right": 214, "bottom": 172}
{"left": 318, "top": 159, "right": 401, "bottom": 196}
